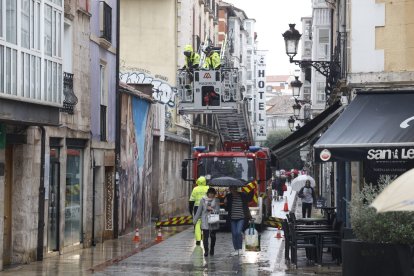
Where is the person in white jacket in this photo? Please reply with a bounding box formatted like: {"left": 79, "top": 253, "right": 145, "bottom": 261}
{"left": 193, "top": 187, "right": 220, "bottom": 257}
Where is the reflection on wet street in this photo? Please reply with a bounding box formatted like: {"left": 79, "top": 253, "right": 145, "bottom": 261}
{"left": 95, "top": 228, "right": 286, "bottom": 276}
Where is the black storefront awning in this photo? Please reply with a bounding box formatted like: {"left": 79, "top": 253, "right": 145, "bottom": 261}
{"left": 271, "top": 100, "right": 344, "bottom": 159}
{"left": 314, "top": 91, "right": 414, "bottom": 165}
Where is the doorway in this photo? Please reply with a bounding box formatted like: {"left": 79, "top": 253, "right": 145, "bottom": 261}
{"left": 65, "top": 148, "right": 83, "bottom": 246}
{"left": 47, "top": 147, "right": 60, "bottom": 252}
{"left": 3, "top": 145, "right": 12, "bottom": 265}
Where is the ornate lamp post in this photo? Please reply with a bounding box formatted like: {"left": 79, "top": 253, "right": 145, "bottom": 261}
{"left": 282, "top": 24, "right": 340, "bottom": 104}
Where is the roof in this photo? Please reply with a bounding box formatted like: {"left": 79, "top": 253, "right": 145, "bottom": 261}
{"left": 266, "top": 95, "right": 295, "bottom": 115}
{"left": 266, "top": 75, "right": 291, "bottom": 83}
{"left": 119, "top": 82, "right": 154, "bottom": 102}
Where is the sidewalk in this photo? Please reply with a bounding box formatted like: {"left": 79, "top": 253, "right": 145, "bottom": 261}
{"left": 0, "top": 224, "right": 189, "bottom": 275}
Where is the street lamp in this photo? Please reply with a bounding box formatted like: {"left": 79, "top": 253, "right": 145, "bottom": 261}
{"left": 282, "top": 24, "right": 302, "bottom": 60}
{"left": 282, "top": 24, "right": 340, "bottom": 104}
{"left": 292, "top": 102, "right": 301, "bottom": 118}
{"left": 290, "top": 76, "right": 302, "bottom": 98}
{"left": 288, "top": 116, "right": 295, "bottom": 131}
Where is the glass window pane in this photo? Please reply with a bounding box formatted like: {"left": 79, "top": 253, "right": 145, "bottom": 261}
{"left": 44, "top": 60, "right": 47, "bottom": 100}
{"left": 12, "top": 49, "right": 17, "bottom": 95}
{"left": 0, "top": 46, "right": 3, "bottom": 93}
{"left": 52, "top": 62, "right": 56, "bottom": 102}
{"left": 65, "top": 148, "right": 82, "bottom": 246}
{"left": 21, "top": 0, "right": 30, "bottom": 49}
{"left": 6, "top": 47, "right": 11, "bottom": 94}
{"left": 58, "top": 64, "right": 62, "bottom": 103}
{"left": 36, "top": 57, "right": 40, "bottom": 99}
{"left": 36, "top": 3, "right": 40, "bottom": 50}
{"left": 6, "top": 0, "right": 17, "bottom": 44}
{"left": 48, "top": 60, "right": 52, "bottom": 101}
{"left": 57, "top": 12, "right": 61, "bottom": 57}
{"left": 25, "top": 53, "right": 30, "bottom": 97}
{"left": 21, "top": 52, "right": 24, "bottom": 96}
{"left": 44, "top": 5, "right": 52, "bottom": 56}
{"left": 0, "top": 1, "right": 3, "bottom": 37}
{"left": 52, "top": 11, "right": 56, "bottom": 56}
{"left": 30, "top": 55, "right": 35, "bottom": 98}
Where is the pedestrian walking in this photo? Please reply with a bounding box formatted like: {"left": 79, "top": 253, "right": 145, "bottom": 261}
{"left": 276, "top": 175, "right": 287, "bottom": 200}
{"left": 298, "top": 180, "right": 316, "bottom": 218}
{"left": 189, "top": 176, "right": 209, "bottom": 245}
{"left": 193, "top": 187, "right": 220, "bottom": 257}
{"left": 224, "top": 186, "right": 253, "bottom": 256}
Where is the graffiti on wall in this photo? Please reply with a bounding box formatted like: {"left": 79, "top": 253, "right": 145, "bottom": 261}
{"left": 119, "top": 94, "right": 154, "bottom": 233}
{"left": 120, "top": 71, "right": 177, "bottom": 107}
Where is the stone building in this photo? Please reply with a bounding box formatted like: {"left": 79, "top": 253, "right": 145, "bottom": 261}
{"left": 0, "top": 0, "right": 104, "bottom": 268}
{"left": 118, "top": 0, "right": 220, "bottom": 234}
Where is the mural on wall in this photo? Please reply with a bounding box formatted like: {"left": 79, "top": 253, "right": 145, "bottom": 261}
{"left": 119, "top": 93, "right": 154, "bottom": 233}
{"left": 119, "top": 71, "right": 177, "bottom": 107}
{"left": 120, "top": 70, "right": 177, "bottom": 130}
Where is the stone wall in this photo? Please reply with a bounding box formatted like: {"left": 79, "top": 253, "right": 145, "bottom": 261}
{"left": 158, "top": 139, "right": 192, "bottom": 219}
{"left": 11, "top": 127, "right": 41, "bottom": 263}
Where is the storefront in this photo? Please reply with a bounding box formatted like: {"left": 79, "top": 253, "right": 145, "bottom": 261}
{"left": 313, "top": 91, "right": 414, "bottom": 225}
{"left": 314, "top": 91, "right": 414, "bottom": 183}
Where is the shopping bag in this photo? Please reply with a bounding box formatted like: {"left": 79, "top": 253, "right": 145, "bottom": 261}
{"left": 244, "top": 223, "right": 260, "bottom": 251}
{"left": 207, "top": 212, "right": 220, "bottom": 224}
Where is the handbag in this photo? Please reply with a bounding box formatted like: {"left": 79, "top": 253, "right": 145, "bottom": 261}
{"left": 245, "top": 223, "right": 260, "bottom": 251}
{"left": 207, "top": 211, "right": 220, "bottom": 224}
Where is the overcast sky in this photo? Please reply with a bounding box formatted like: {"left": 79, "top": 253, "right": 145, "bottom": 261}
{"left": 224, "top": 0, "right": 312, "bottom": 76}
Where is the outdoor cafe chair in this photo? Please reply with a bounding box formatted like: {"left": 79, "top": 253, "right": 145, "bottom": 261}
{"left": 288, "top": 223, "right": 319, "bottom": 267}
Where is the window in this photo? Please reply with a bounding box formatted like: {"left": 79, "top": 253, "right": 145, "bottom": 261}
{"left": 21, "top": 0, "right": 30, "bottom": 49}
{"left": 0, "top": 1, "right": 2, "bottom": 37}
{"left": 0, "top": 0, "right": 62, "bottom": 102}
{"left": 318, "top": 29, "right": 329, "bottom": 59}
{"left": 100, "top": 64, "right": 107, "bottom": 141}
{"left": 316, "top": 82, "right": 326, "bottom": 103}
{"left": 99, "top": 1, "right": 112, "bottom": 42}
{"left": 6, "top": 0, "right": 17, "bottom": 44}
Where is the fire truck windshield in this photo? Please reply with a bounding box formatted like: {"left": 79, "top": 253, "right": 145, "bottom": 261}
{"left": 198, "top": 157, "right": 255, "bottom": 183}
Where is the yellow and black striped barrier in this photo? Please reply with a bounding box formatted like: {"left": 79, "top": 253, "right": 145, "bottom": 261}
{"left": 156, "top": 215, "right": 194, "bottom": 227}
{"left": 263, "top": 217, "right": 283, "bottom": 228}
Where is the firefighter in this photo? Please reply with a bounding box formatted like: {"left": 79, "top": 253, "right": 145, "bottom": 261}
{"left": 189, "top": 176, "right": 209, "bottom": 245}
{"left": 203, "top": 46, "right": 221, "bottom": 70}
{"left": 183, "top": 44, "right": 200, "bottom": 70}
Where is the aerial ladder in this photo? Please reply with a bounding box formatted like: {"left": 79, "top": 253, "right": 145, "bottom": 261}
{"left": 161, "top": 34, "right": 277, "bottom": 230}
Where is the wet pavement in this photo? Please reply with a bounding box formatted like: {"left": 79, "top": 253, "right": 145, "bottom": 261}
{"left": 0, "top": 186, "right": 342, "bottom": 275}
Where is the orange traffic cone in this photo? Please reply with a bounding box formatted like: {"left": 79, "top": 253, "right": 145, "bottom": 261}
{"left": 133, "top": 228, "right": 140, "bottom": 242}
{"left": 155, "top": 228, "right": 163, "bottom": 242}
{"left": 275, "top": 227, "right": 282, "bottom": 239}
{"left": 283, "top": 196, "right": 289, "bottom": 212}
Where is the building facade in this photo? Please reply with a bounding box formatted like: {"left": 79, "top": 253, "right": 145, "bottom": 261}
{"left": 89, "top": 0, "right": 117, "bottom": 242}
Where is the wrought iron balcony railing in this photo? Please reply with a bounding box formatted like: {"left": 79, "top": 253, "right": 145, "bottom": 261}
{"left": 61, "top": 72, "right": 78, "bottom": 114}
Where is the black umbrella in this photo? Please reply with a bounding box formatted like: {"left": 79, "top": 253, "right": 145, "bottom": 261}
{"left": 208, "top": 176, "right": 246, "bottom": 187}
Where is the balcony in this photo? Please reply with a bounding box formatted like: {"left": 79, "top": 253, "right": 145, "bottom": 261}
{"left": 61, "top": 72, "right": 78, "bottom": 114}
{"left": 99, "top": 1, "right": 112, "bottom": 47}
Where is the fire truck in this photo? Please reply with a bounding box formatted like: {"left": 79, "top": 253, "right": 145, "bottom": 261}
{"left": 178, "top": 39, "right": 273, "bottom": 230}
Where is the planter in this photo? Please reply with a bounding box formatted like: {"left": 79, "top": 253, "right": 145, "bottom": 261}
{"left": 342, "top": 239, "right": 414, "bottom": 276}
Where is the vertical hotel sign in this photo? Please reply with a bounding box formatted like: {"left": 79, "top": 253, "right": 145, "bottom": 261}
{"left": 255, "top": 52, "right": 267, "bottom": 142}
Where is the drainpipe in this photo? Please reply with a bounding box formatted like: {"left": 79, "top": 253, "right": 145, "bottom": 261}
{"left": 114, "top": 0, "right": 121, "bottom": 238}
{"left": 91, "top": 153, "right": 96, "bottom": 246}
{"left": 37, "top": 126, "right": 46, "bottom": 261}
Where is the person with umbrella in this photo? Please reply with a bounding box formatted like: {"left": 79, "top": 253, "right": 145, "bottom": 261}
{"left": 298, "top": 180, "right": 316, "bottom": 218}
{"left": 224, "top": 186, "right": 253, "bottom": 256}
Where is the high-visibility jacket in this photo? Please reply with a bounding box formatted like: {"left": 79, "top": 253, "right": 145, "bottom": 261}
{"left": 183, "top": 45, "right": 200, "bottom": 69}
{"left": 203, "top": 52, "right": 221, "bottom": 70}
{"left": 189, "top": 176, "right": 209, "bottom": 207}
